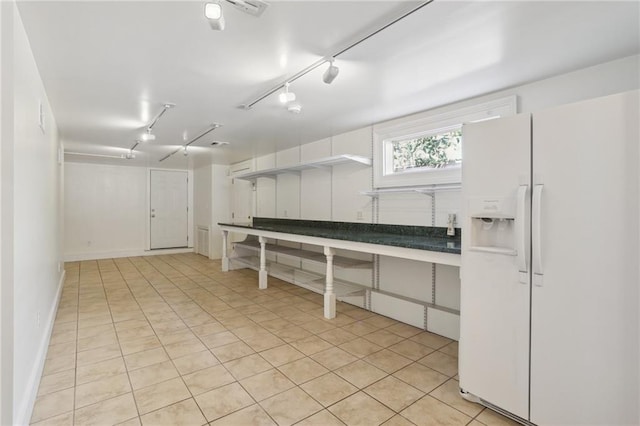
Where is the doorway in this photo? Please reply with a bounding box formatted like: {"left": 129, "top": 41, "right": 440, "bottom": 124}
{"left": 150, "top": 170, "right": 188, "bottom": 249}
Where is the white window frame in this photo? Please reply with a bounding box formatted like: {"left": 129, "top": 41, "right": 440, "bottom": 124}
{"left": 373, "top": 95, "right": 517, "bottom": 188}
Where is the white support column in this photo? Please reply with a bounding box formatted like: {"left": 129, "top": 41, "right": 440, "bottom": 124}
{"left": 258, "top": 236, "right": 268, "bottom": 289}
{"left": 221, "top": 230, "right": 229, "bottom": 271}
{"left": 324, "top": 246, "right": 336, "bottom": 319}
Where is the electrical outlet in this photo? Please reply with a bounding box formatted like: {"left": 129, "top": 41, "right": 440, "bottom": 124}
{"left": 36, "top": 312, "right": 41, "bottom": 328}
{"left": 356, "top": 211, "right": 364, "bottom": 220}
{"left": 283, "top": 210, "right": 288, "bottom": 218}
{"left": 57, "top": 262, "right": 61, "bottom": 273}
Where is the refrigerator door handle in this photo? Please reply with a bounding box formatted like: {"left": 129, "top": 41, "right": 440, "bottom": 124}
{"left": 532, "top": 184, "right": 544, "bottom": 286}
{"left": 516, "top": 185, "right": 528, "bottom": 284}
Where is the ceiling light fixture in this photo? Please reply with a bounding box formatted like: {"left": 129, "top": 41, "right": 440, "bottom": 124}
{"left": 225, "top": 0, "right": 269, "bottom": 17}
{"left": 141, "top": 129, "right": 155, "bottom": 141}
{"left": 240, "top": 0, "right": 434, "bottom": 109}
{"left": 142, "top": 103, "right": 175, "bottom": 141}
{"left": 159, "top": 123, "right": 222, "bottom": 162}
{"left": 205, "top": 2, "right": 225, "bottom": 30}
{"left": 278, "top": 83, "right": 296, "bottom": 104}
{"left": 322, "top": 58, "right": 339, "bottom": 84}
{"left": 64, "top": 152, "right": 129, "bottom": 160}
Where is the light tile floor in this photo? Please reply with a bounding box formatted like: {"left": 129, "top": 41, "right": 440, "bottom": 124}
{"left": 31, "top": 253, "right": 518, "bottom": 426}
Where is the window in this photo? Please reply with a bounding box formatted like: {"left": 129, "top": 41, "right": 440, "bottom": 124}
{"left": 373, "top": 96, "right": 516, "bottom": 188}
{"left": 388, "top": 127, "right": 462, "bottom": 174}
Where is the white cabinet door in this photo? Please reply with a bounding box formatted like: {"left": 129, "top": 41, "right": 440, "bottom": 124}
{"left": 231, "top": 177, "right": 253, "bottom": 224}
{"left": 459, "top": 114, "right": 532, "bottom": 420}
{"left": 150, "top": 170, "right": 188, "bottom": 249}
{"left": 530, "top": 91, "right": 639, "bottom": 425}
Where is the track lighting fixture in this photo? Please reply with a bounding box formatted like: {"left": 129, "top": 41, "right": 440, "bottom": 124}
{"left": 159, "top": 123, "right": 222, "bottom": 162}
{"left": 205, "top": 2, "right": 225, "bottom": 31}
{"left": 125, "top": 149, "right": 135, "bottom": 160}
{"left": 226, "top": 0, "right": 269, "bottom": 17}
{"left": 141, "top": 103, "right": 175, "bottom": 141}
{"left": 240, "top": 2, "right": 433, "bottom": 110}
{"left": 322, "top": 58, "right": 339, "bottom": 84}
{"left": 278, "top": 83, "right": 296, "bottom": 104}
{"left": 141, "top": 129, "right": 156, "bottom": 141}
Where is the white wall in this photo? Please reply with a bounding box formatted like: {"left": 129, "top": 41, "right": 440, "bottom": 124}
{"left": 0, "top": 3, "right": 15, "bottom": 424}
{"left": 9, "top": 5, "right": 64, "bottom": 424}
{"left": 193, "top": 163, "right": 230, "bottom": 260}
{"left": 211, "top": 164, "right": 231, "bottom": 259}
{"left": 64, "top": 164, "right": 195, "bottom": 260}
{"left": 194, "top": 164, "right": 212, "bottom": 256}
{"left": 64, "top": 162, "right": 146, "bottom": 260}
{"left": 194, "top": 164, "right": 212, "bottom": 230}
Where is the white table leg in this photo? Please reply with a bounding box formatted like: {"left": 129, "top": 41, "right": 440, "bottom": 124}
{"left": 324, "top": 246, "right": 336, "bottom": 319}
{"left": 259, "top": 236, "right": 268, "bottom": 289}
{"left": 221, "top": 230, "right": 229, "bottom": 272}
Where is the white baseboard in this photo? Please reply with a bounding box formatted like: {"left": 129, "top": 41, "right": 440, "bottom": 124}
{"left": 64, "top": 247, "right": 194, "bottom": 262}
{"left": 14, "top": 270, "right": 65, "bottom": 426}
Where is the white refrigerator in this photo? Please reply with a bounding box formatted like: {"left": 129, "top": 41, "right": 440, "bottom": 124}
{"left": 459, "top": 91, "right": 639, "bottom": 425}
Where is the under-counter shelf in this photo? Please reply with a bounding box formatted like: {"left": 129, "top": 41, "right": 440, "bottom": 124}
{"left": 234, "top": 154, "right": 371, "bottom": 182}
{"left": 233, "top": 240, "right": 372, "bottom": 269}
{"left": 230, "top": 256, "right": 367, "bottom": 298}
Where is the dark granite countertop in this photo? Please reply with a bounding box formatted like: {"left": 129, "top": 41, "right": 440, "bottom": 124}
{"left": 219, "top": 217, "right": 461, "bottom": 254}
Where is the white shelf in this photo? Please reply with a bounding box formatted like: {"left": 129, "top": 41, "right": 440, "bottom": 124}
{"left": 361, "top": 183, "right": 461, "bottom": 197}
{"left": 308, "top": 278, "right": 368, "bottom": 297}
{"left": 234, "top": 154, "right": 371, "bottom": 181}
{"left": 233, "top": 240, "right": 372, "bottom": 269}
{"left": 230, "top": 256, "right": 367, "bottom": 298}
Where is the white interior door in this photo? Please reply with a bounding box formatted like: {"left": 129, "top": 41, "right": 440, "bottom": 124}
{"left": 530, "top": 91, "right": 639, "bottom": 425}
{"left": 150, "top": 170, "right": 188, "bottom": 249}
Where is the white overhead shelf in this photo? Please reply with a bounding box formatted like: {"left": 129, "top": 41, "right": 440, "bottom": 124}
{"left": 234, "top": 154, "right": 371, "bottom": 181}
{"left": 361, "top": 183, "right": 461, "bottom": 197}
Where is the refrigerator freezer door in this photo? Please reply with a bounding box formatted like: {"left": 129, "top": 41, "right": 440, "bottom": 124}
{"left": 530, "top": 91, "right": 639, "bottom": 425}
{"left": 459, "top": 114, "right": 531, "bottom": 420}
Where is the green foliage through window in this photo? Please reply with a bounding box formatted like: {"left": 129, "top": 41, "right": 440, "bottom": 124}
{"left": 391, "top": 128, "right": 462, "bottom": 172}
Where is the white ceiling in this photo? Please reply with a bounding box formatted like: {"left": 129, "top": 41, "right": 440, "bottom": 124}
{"left": 17, "top": 0, "right": 640, "bottom": 168}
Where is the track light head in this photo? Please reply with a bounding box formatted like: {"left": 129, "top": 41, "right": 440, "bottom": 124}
{"left": 205, "top": 2, "right": 225, "bottom": 31}
{"left": 183, "top": 146, "right": 188, "bottom": 156}
{"left": 323, "top": 59, "right": 339, "bottom": 84}
{"left": 141, "top": 130, "right": 156, "bottom": 141}
{"left": 278, "top": 82, "right": 296, "bottom": 103}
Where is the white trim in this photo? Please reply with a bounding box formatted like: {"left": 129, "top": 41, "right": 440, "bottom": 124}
{"left": 14, "top": 270, "right": 65, "bottom": 426}
{"left": 373, "top": 95, "right": 517, "bottom": 188}
{"left": 64, "top": 247, "right": 194, "bottom": 262}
